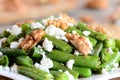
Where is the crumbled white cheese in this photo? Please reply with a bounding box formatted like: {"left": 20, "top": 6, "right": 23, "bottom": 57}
{"left": 66, "top": 59, "right": 74, "bottom": 70}
{"left": 34, "top": 63, "right": 49, "bottom": 72}
{"left": 0, "top": 65, "right": 10, "bottom": 71}
{"left": 6, "top": 25, "right": 22, "bottom": 36}
{"left": 74, "top": 50, "right": 81, "bottom": 56}
{"left": 64, "top": 71, "right": 75, "bottom": 80}
{"left": 82, "top": 31, "right": 91, "bottom": 36}
{"left": 34, "top": 54, "right": 53, "bottom": 72}
{"left": 42, "top": 38, "right": 54, "bottom": 52}
{"left": 37, "top": 45, "right": 46, "bottom": 55}
{"left": 0, "top": 51, "right": 3, "bottom": 56}
{"left": 10, "top": 63, "right": 18, "bottom": 73}
{"left": 102, "top": 68, "right": 108, "bottom": 74}
{"left": 0, "top": 38, "right": 7, "bottom": 43}
{"left": 45, "top": 25, "right": 68, "bottom": 42}
{"left": 31, "top": 22, "right": 45, "bottom": 29}
{"left": 10, "top": 41, "right": 19, "bottom": 49}
{"left": 40, "top": 54, "right": 53, "bottom": 69}
{"left": 72, "top": 30, "right": 77, "bottom": 34}
{"left": 0, "top": 37, "right": 7, "bottom": 48}
{"left": 58, "top": 69, "right": 63, "bottom": 72}
{"left": 0, "top": 41, "right": 2, "bottom": 48}
{"left": 10, "top": 38, "right": 24, "bottom": 49}
{"left": 86, "top": 38, "right": 93, "bottom": 53}
{"left": 107, "top": 48, "right": 113, "bottom": 54}
{"left": 113, "top": 63, "right": 119, "bottom": 68}
{"left": 67, "top": 23, "right": 74, "bottom": 27}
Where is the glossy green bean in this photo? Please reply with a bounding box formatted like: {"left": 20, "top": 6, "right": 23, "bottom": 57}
{"left": 48, "top": 50, "right": 100, "bottom": 69}
{"left": 0, "top": 48, "right": 28, "bottom": 56}
{"left": 18, "top": 66, "right": 54, "bottom": 80}
{"left": 43, "top": 34, "right": 73, "bottom": 53}
{"left": 15, "top": 56, "right": 33, "bottom": 66}
{"left": 0, "top": 55, "right": 9, "bottom": 66}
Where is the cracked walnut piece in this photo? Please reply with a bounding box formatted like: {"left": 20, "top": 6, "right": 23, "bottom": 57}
{"left": 16, "top": 20, "right": 35, "bottom": 27}
{"left": 66, "top": 33, "right": 91, "bottom": 56}
{"left": 47, "top": 13, "right": 76, "bottom": 30}
{"left": 20, "top": 28, "right": 45, "bottom": 50}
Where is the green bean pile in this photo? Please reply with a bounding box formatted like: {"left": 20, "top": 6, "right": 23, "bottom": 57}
{"left": 0, "top": 15, "right": 120, "bottom": 80}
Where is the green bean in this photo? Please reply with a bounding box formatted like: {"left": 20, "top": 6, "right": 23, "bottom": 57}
{"left": 0, "top": 55, "right": 9, "bottom": 66}
{"left": 50, "top": 70, "right": 69, "bottom": 80}
{"left": 43, "top": 34, "right": 73, "bottom": 53}
{"left": 6, "top": 35, "right": 18, "bottom": 44}
{"left": 77, "top": 22, "right": 108, "bottom": 41}
{"left": 15, "top": 56, "right": 33, "bottom": 66}
{"left": 31, "top": 47, "right": 42, "bottom": 59}
{"left": 0, "top": 48, "right": 28, "bottom": 56}
{"left": 100, "top": 52, "right": 120, "bottom": 69}
{"left": 73, "top": 66, "right": 92, "bottom": 77}
{"left": 18, "top": 66, "right": 54, "bottom": 80}
{"left": 51, "top": 61, "right": 79, "bottom": 79}
{"left": 93, "top": 42, "right": 103, "bottom": 56}
{"left": 104, "top": 38, "right": 115, "bottom": 48}
{"left": 77, "top": 21, "right": 93, "bottom": 32}
{"left": 115, "top": 39, "right": 120, "bottom": 50}
{"left": 65, "top": 26, "right": 82, "bottom": 35}
{"left": 0, "top": 31, "right": 10, "bottom": 38}
{"left": 48, "top": 50, "right": 100, "bottom": 69}
{"left": 88, "top": 37, "right": 97, "bottom": 47}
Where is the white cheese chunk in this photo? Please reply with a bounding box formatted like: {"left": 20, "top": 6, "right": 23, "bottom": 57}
{"left": 6, "top": 25, "right": 22, "bottom": 36}
{"left": 34, "top": 54, "right": 53, "bottom": 72}
{"left": 82, "top": 31, "right": 91, "bottom": 36}
{"left": 64, "top": 71, "right": 75, "bottom": 80}
{"left": 0, "top": 51, "right": 3, "bottom": 56}
{"left": 10, "top": 41, "right": 19, "bottom": 49}
{"left": 42, "top": 38, "right": 54, "bottom": 52}
{"left": 102, "top": 68, "right": 108, "bottom": 74}
{"left": 45, "top": 25, "right": 68, "bottom": 42}
{"left": 34, "top": 63, "right": 49, "bottom": 72}
{"left": 0, "top": 37, "right": 7, "bottom": 48}
{"left": 66, "top": 59, "right": 74, "bottom": 70}
{"left": 74, "top": 50, "right": 81, "bottom": 56}
{"left": 31, "top": 22, "right": 45, "bottom": 29}
{"left": 107, "top": 48, "right": 113, "bottom": 54}
{"left": 10, "top": 63, "right": 18, "bottom": 73}
{"left": 40, "top": 54, "right": 53, "bottom": 69}
{"left": 72, "top": 30, "right": 77, "bottom": 34}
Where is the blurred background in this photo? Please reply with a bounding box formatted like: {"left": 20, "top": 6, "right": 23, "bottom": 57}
{"left": 0, "top": 0, "right": 120, "bottom": 38}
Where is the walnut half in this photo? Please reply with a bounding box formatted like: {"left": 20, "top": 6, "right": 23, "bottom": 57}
{"left": 19, "top": 28, "right": 45, "bottom": 50}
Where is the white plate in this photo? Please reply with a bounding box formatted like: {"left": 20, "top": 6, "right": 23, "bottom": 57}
{"left": 1, "top": 69, "right": 120, "bottom": 80}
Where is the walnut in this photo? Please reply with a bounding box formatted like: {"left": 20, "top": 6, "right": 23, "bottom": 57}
{"left": 66, "top": 33, "right": 91, "bottom": 56}
{"left": 19, "top": 28, "right": 45, "bottom": 50}
{"left": 16, "top": 20, "right": 35, "bottom": 27}
{"left": 86, "top": 0, "right": 109, "bottom": 10}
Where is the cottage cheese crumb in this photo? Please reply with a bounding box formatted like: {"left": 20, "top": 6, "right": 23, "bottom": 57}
{"left": 40, "top": 54, "right": 53, "bottom": 69}
{"left": 34, "top": 63, "right": 49, "bottom": 72}
{"left": 31, "top": 22, "right": 45, "bottom": 29}
{"left": 64, "top": 71, "right": 75, "bottom": 80}
{"left": 72, "top": 30, "right": 77, "bottom": 34}
{"left": 10, "top": 63, "right": 18, "bottom": 73}
{"left": 10, "top": 41, "right": 19, "bottom": 49}
{"left": 0, "top": 51, "right": 3, "bottom": 56}
{"left": 74, "top": 50, "right": 82, "bottom": 56}
{"left": 34, "top": 54, "right": 53, "bottom": 72}
{"left": 45, "top": 25, "right": 68, "bottom": 42}
{"left": 82, "top": 31, "right": 91, "bottom": 36}
{"left": 6, "top": 25, "right": 22, "bottom": 36}
{"left": 66, "top": 59, "right": 74, "bottom": 70}
{"left": 42, "top": 38, "right": 54, "bottom": 52}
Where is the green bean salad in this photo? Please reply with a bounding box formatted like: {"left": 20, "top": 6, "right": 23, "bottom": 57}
{"left": 0, "top": 14, "right": 120, "bottom": 80}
